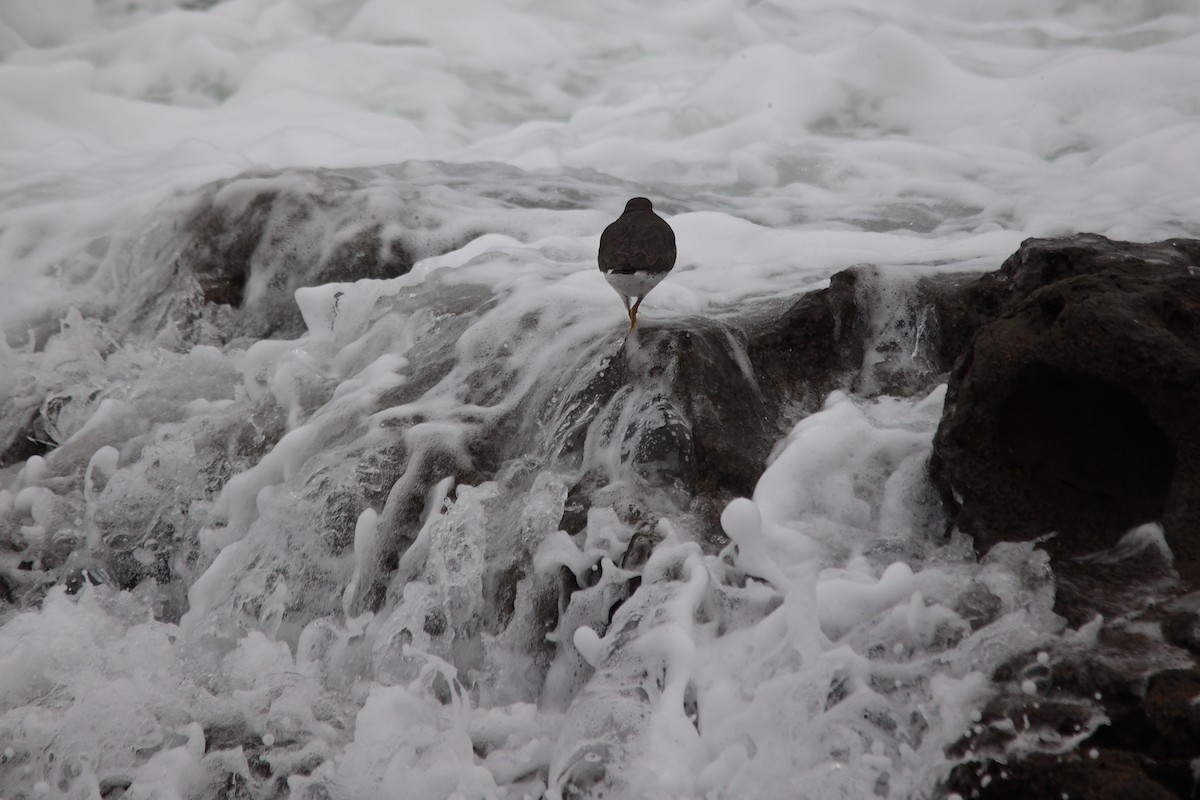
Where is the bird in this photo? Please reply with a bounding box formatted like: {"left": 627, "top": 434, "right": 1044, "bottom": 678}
{"left": 598, "top": 197, "right": 676, "bottom": 330}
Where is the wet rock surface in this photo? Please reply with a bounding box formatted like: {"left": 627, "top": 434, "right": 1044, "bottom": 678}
{"left": 948, "top": 750, "right": 1183, "bottom": 800}
{"left": 928, "top": 234, "right": 1200, "bottom": 582}
{"left": 544, "top": 262, "right": 958, "bottom": 551}
{"left": 109, "top": 163, "right": 624, "bottom": 346}
{"left": 182, "top": 179, "right": 416, "bottom": 326}
{"left": 0, "top": 405, "right": 53, "bottom": 469}
{"left": 947, "top": 595, "right": 1199, "bottom": 799}
{"left": 5, "top": 164, "right": 1200, "bottom": 798}
{"left": 924, "top": 235, "right": 1200, "bottom": 799}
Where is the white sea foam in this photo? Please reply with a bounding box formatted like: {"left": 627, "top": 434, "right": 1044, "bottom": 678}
{"left": 2, "top": 0, "right": 1197, "bottom": 796}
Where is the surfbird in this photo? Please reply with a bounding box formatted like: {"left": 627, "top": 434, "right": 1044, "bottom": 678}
{"left": 598, "top": 197, "right": 676, "bottom": 330}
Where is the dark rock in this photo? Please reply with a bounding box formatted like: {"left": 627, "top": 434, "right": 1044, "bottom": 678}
{"left": 952, "top": 580, "right": 1005, "bottom": 630}
{"left": 1051, "top": 528, "right": 1180, "bottom": 629}
{"left": 543, "top": 318, "right": 778, "bottom": 544}
{"left": 635, "top": 321, "right": 775, "bottom": 497}
{"left": 922, "top": 234, "right": 1200, "bottom": 799}
{"left": 0, "top": 403, "right": 53, "bottom": 468}
{"left": 99, "top": 777, "right": 134, "bottom": 800}
{"left": 621, "top": 531, "right": 659, "bottom": 570}
{"left": 747, "top": 263, "right": 981, "bottom": 406}
{"left": 1160, "top": 609, "right": 1200, "bottom": 654}
{"left": 178, "top": 172, "right": 417, "bottom": 339}
{"left": 541, "top": 265, "right": 887, "bottom": 532}
{"left": 536, "top": 260, "right": 1003, "bottom": 563}
{"left": 112, "top": 163, "right": 623, "bottom": 346}
{"left": 185, "top": 188, "right": 275, "bottom": 308}
{"left": 946, "top": 750, "right": 1179, "bottom": 800}
{"left": 749, "top": 267, "right": 869, "bottom": 411}
{"left": 929, "top": 234, "right": 1200, "bottom": 583}
{"left": 63, "top": 566, "right": 104, "bottom": 595}
{"left": 1143, "top": 668, "right": 1200, "bottom": 758}
{"left": 950, "top": 595, "right": 1200, "bottom": 798}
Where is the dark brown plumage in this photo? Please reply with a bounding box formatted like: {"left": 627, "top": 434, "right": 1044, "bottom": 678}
{"left": 598, "top": 197, "right": 676, "bottom": 329}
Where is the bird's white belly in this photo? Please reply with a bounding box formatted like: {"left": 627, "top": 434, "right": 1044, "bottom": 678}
{"left": 605, "top": 270, "right": 668, "bottom": 299}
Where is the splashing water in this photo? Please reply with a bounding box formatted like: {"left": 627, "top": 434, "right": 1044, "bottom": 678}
{"left": 2, "top": 0, "right": 1199, "bottom": 797}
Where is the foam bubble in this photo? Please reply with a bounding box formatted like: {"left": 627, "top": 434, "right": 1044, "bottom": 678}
{"left": 817, "top": 562, "right": 918, "bottom": 640}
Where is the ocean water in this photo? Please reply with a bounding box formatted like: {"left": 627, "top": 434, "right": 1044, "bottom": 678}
{"left": 2, "top": 1, "right": 1199, "bottom": 798}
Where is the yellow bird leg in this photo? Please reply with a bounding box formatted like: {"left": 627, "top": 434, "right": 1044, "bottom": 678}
{"left": 629, "top": 297, "right": 643, "bottom": 330}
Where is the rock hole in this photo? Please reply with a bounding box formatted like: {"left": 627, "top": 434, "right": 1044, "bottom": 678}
{"left": 996, "top": 366, "right": 1175, "bottom": 538}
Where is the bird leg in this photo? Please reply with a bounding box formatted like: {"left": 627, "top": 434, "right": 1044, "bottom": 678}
{"left": 621, "top": 295, "right": 636, "bottom": 331}
{"left": 629, "top": 297, "right": 643, "bottom": 330}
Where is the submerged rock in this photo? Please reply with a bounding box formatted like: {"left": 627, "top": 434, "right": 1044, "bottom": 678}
{"left": 0, "top": 405, "right": 53, "bottom": 468}
{"left": 111, "top": 163, "right": 616, "bottom": 345}
{"left": 183, "top": 179, "right": 415, "bottom": 318}
{"left": 929, "top": 234, "right": 1200, "bottom": 583}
